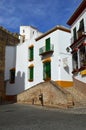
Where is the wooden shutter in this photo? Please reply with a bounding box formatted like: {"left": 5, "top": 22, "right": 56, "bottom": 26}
{"left": 73, "top": 27, "right": 77, "bottom": 41}
{"left": 29, "top": 47, "right": 34, "bottom": 61}
{"left": 29, "top": 67, "right": 34, "bottom": 81}
{"left": 79, "top": 19, "right": 84, "bottom": 31}
{"left": 46, "top": 38, "right": 50, "bottom": 51}
{"left": 43, "top": 62, "right": 51, "bottom": 80}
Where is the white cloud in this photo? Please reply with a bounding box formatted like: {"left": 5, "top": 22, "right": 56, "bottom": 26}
{"left": 0, "top": 0, "right": 59, "bottom": 33}
{"left": 0, "top": 0, "right": 82, "bottom": 32}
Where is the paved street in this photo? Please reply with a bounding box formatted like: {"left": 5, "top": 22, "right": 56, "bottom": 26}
{"left": 0, "top": 104, "right": 86, "bottom": 130}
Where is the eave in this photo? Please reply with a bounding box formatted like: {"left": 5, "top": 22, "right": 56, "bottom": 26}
{"left": 67, "top": 0, "right": 86, "bottom": 26}
{"left": 35, "top": 25, "right": 70, "bottom": 41}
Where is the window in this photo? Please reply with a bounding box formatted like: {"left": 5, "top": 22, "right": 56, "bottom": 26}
{"left": 46, "top": 38, "right": 50, "bottom": 51}
{"left": 28, "top": 66, "right": 34, "bottom": 81}
{"left": 72, "top": 52, "right": 78, "bottom": 72}
{"left": 79, "top": 19, "right": 84, "bottom": 32}
{"left": 78, "top": 19, "right": 84, "bottom": 38}
{"left": 10, "top": 68, "right": 15, "bottom": 83}
{"left": 22, "top": 35, "right": 25, "bottom": 43}
{"left": 73, "top": 27, "right": 77, "bottom": 42}
{"left": 23, "top": 30, "right": 25, "bottom": 33}
{"left": 28, "top": 47, "right": 34, "bottom": 61}
{"left": 79, "top": 46, "right": 86, "bottom": 68}
{"left": 43, "top": 61, "right": 51, "bottom": 80}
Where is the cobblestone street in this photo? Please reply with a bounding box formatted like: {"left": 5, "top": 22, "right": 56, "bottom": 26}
{"left": 0, "top": 103, "right": 86, "bottom": 130}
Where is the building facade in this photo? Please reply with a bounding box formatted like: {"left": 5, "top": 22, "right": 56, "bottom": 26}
{"left": 6, "top": 25, "right": 73, "bottom": 96}
{"left": 67, "top": 0, "right": 86, "bottom": 90}
{"left": 0, "top": 26, "right": 19, "bottom": 103}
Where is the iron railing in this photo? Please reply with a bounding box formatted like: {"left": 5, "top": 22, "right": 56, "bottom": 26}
{"left": 39, "top": 44, "right": 54, "bottom": 55}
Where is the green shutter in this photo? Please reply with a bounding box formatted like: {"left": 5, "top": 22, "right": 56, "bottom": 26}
{"left": 29, "top": 47, "right": 34, "bottom": 61}
{"left": 43, "top": 62, "right": 51, "bottom": 80}
{"left": 46, "top": 38, "right": 50, "bottom": 51}
{"left": 79, "top": 19, "right": 84, "bottom": 31}
{"left": 29, "top": 67, "right": 34, "bottom": 81}
{"left": 73, "top": 27, "right": 77, "bottom": 41}
{"left": 46, "top": 62, "right": 51, "bottom": 78}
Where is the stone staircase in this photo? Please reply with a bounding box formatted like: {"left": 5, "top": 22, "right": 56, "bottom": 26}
{"left": 6, "top": 79, "right": 86, "bottom": 108}
{"left": 65, "top": 86, "right": 86, "bottom": 107}
{"left": 50, "top": 81, "right": 73, "bottom": 108}
{"left": 73, "top": 77, "right": 86, "bottom": 95}
{"left": 17, "top": 81, "right": 74, "bottom": 108}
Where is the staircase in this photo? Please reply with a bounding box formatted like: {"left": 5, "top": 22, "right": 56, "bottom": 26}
{"left": 17, "top": 81, "right": 74, "bottom": 108}
{"left": 65, "top": 86, "right": 86, "bottom": 107}
{"left": 6, "top": 79, "right": 86, "bottom": 108}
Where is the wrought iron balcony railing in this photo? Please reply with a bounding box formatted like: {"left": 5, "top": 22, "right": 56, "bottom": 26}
{"left": 39, "top": 44, "right": 54, "bottom": 55}
{"left": 71, "top": 27, "right": 86, "bottom": 45}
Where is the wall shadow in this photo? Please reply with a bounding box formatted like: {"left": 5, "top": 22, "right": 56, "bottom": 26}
{"left": 64, "top": 65, "right": 69, "bottom": 74}
{"left": 5, "top": 71, "right": 25, "bottom": 103}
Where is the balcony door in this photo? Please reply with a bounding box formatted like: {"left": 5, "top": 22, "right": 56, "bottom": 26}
{"left": 43, "top": 61, "right": 51, "bottom": 80}
{"left": 46, "top": 38, "right": 50, "bottom": 51}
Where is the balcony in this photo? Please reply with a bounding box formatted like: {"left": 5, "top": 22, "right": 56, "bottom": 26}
{"left": 71, "top": 31, "right": 86, "bottom": 45}
{"left": 39, "top": 44, "right": 54, "bottom": 55}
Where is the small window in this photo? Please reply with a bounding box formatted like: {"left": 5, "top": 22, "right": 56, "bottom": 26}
{"left": 23, "top": 30, "right": 25, "bottom": 33}
{"left": 79, "top": 19, "right": 84, "bottom": 32}
{"left": 22, "top": 35, "right": 25, "bottom": 43}
{"left": 72, "top": 52, "right": 78, "bottom": 71}
{"left": 73, "top": 27, "right": 77, "bottom": 42}
{"left": 10, "top": 68, "right": 15, "bottom": 84}
{"left": 43, "top": 61, "right": 51, "bottom": 80}
{"left": 46, "top": 38, "right": 50, "bottom": 51}
{"left": 28, "top": 66, "right": 34, "bottom": 81}
{"left": 28, "top": 47, "right": 34, "bottom": 61}
{"left": 79, "top": 46, "right": 86, "bottom": 68}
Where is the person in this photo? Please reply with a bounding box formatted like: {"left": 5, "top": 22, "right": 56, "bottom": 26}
{"left": 39, "top": 93, "right": 43, "bottom": 106}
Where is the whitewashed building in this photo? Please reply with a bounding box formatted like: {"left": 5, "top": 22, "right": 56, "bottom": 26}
{"left": 67, "top": 0, "right": 86, "bottom": 88}
{"left": 5, "top": 25, "right": 73, "bottom": 95}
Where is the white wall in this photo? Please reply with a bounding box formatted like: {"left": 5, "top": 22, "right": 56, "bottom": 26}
{"left": 6, "top": 26, "right": 73, "bottom": 95}
{"left": 71, "top": 9, "right": 86, "bottom": 37}
{"left": 33, "top": 29, "right": 72, "bottom": 83}
{"left": 6, "top": 41, "right": 28, "bottom": 95}
{"left": 20, "top": 26, "right": 30, "bottom": 41}
{"left": 20, "top": 26, "right": 42, "bottom": 41}
{"left": 5, "top": 46, "right": 16, "bottom": 81}
{"left": 6, "top": 26, "right": 42, "bottom": 95}
{"left": 57, "top": 30, "right": 72, "bottom": 81}
{"left": 70, "top": 8, "right": 86, "bottom": 83}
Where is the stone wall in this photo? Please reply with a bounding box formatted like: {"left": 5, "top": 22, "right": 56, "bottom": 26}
{"left": 65, "top": 78, "right": 86, "bottom": 106}
{"left": 0, "top": 26, "right": 19, "bottom": 102}
{"left": 0, "top": 39, "right": 6, "bottom": 102}
{"left": 73, "top": 78, "right": 86, "bottom": 95}
{"left": 17, "top": 81, "right": 73, "bottom": 108}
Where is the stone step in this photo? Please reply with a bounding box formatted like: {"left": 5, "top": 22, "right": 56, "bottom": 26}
{"left": 65, "top": 87, "right": 86, "bottom": 103}
{"left": 74, "top": 101, "right": 86, "bottom": 108}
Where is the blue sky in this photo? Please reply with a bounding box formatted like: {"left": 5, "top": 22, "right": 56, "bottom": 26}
{"left": 0, "top": 0, "right": 82, "bottom": 33}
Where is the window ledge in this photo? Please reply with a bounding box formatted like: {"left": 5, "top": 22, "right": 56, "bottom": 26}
{"left": 28, "top": 79, "right": 33, "bottom": 82}
{"left": 43, "top": 78, "right": 51, "bottom": 81}
{"left": 28, "top": 59, "right": 34, "bottom": 61}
